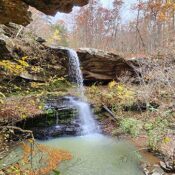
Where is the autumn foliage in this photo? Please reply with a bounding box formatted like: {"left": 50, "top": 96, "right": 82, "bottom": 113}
{"left": 3, "top": 142, "right": 72, "bottom": 175}
{"left": 67, "top": 0, "right": 175, "bottom": 55}
{"left": 0, "top": 96, "right": 42, "bottom": 122}
{"left": 22, "top": 143, "right": 72, "bottom": 175}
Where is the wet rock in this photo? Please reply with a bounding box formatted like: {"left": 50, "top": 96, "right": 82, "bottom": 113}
{"left": 32, "top": 124, "right": 81, "bottom": 140}
{"left": 17, "top": 96, "right": 82, "bottom": 139}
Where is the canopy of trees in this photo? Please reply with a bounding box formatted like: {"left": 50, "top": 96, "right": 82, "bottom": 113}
{"left": 67, "top": 0, "right": 175, "bottom": 54}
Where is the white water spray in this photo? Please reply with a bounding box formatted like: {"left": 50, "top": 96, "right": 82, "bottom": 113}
{"left": 67, "top": 49, "right": 99, "bottom": 135}
{"left": 67, "top": 49, "right": 84, "bottom": 96}
{"left": 68, "top": 97, "right": 98, "bottom": 135}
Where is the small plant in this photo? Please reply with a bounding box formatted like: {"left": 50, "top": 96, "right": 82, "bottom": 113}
{"left": 120, "top": 118, "right": 143, "bottom": 137}
{"left": 0, "top": 57, "right": 29, "bottom": 77}
{"left": 53, "top": 170, "right": 61, "bottom": 175}
{"left": 108, "top": 80, "right": 116, "bottom": 89}
{"left": 86, "top": 82, "right": 136, "bottom": 109}
{"left": 144, "top": 117, "right": 169, "bottom": 150}
{"left": 46, "top": 108, "right": 57, "bottom": 116}
{"left": 107, "top": 81, "right": 136, "bottom": 106}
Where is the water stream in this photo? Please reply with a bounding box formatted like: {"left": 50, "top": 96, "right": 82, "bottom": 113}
{"left": 67, "top": 49, "right": 98, "bottom": 134}
{"left": 67, "top": 49, "right": 84, "bottom": 95}
{"left": 41, "top": 49, "right": 144, "bottom": 175}
{"left": 68, "top": 96, "right": 98, "bottom": 135}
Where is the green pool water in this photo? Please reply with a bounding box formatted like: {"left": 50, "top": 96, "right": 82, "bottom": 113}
{"left": 39, "top": 134, "right": 144, "bottom": 175}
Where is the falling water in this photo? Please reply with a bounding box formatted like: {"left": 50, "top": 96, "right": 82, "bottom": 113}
{"left": 67, "top": 49, "right": 98, "bottom": 134}
{"left": 68, "top": 96, "right": 98, "bottom": 135}
{"left": 67, "top": 49, "right": 84, "bottom": 95}
{"left": 56, "top": 112, "right": 59, "bottom": 125}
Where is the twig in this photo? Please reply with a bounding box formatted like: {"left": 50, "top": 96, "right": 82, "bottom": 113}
{"left": 0, "top": 126, "right": 34, "bottom": 140}
{"left": 15, "top": 26, "right": 24, "bottom": 38}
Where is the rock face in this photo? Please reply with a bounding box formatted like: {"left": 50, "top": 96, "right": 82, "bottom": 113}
{"left": 0, "top": 24, "right": 139, "bottom": 83}
{"left": 18, "top": 96, "right": 82, "bottom": 139}
{"left": 0, "top": 0, "right": 88, "bottom": 25}
{"left": 77, "top": 48, "right": 138, "bottom": 82}
{"left": 0, "top": 0, "right": 31, "bottom": 26}
{"left": 24, "top": 0, "right": 89, "bottom": 15}
{"left": 0, "top": 24, "right": 67, "bottom": 84}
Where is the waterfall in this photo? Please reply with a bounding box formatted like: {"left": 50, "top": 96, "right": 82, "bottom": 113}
{"left": 68, "top": 97, "right": 98, "bottom": 135}
{"left": 67, "top": 49, "right": 99, "bottom": 135}
{"left": 67, "top": 49, "right": 84, "bottom": 96}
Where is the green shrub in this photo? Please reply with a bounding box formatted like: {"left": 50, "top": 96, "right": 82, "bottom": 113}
{"left": 120, "top": 118, "right": 143, "bottom": 137}
{"left": 144, "top": 117, "right": 169, "bottom": 150}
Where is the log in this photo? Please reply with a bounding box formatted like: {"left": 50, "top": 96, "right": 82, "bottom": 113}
{"left": 102, "top": 104, "right": 120, "bottom": 122}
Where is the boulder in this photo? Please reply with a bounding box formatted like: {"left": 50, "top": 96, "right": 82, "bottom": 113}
{"left": 0, "top": 0, "right": 88, "bottom": 26}
{"left": 77, "top": 48, "right": 138, "bottom": 82}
